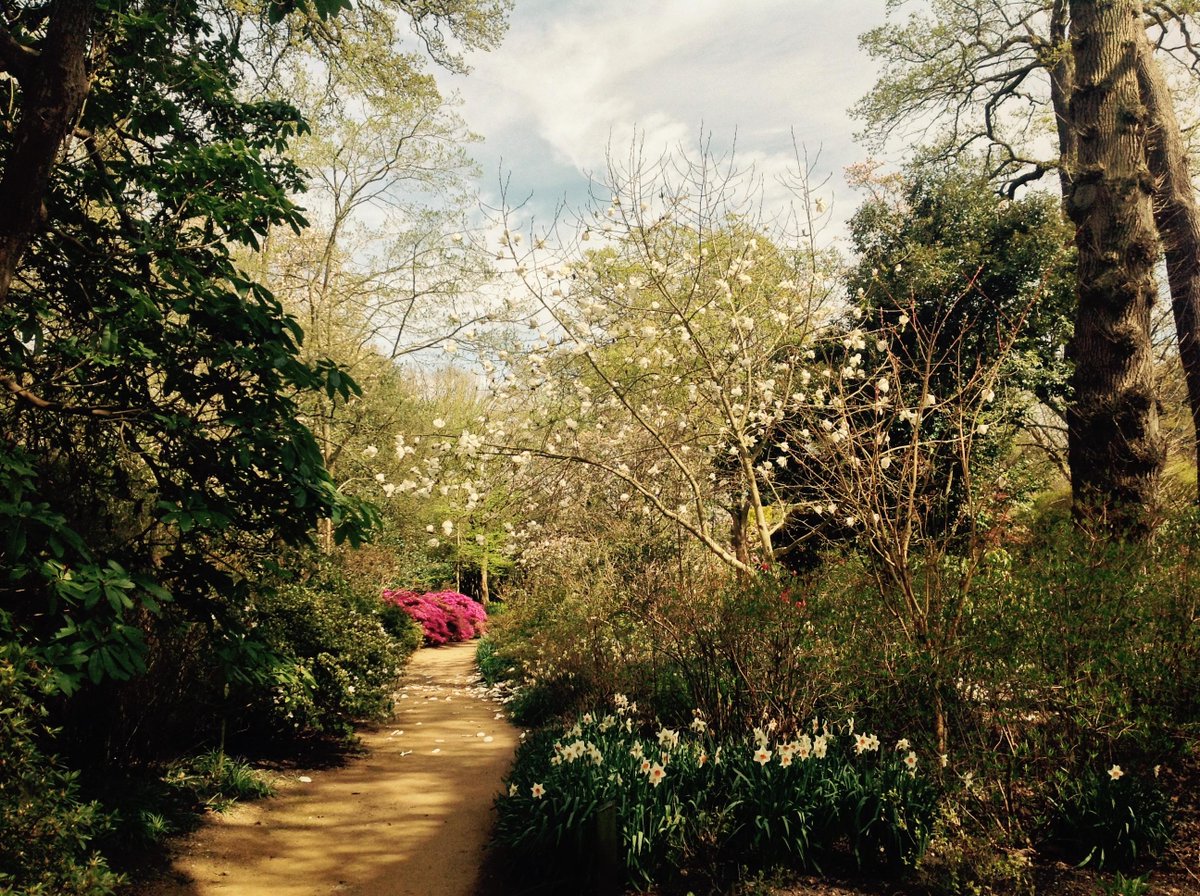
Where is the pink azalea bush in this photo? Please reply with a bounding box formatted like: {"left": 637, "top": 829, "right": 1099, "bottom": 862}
{"left": 381, "top": 589, "right": 487, "bottom": 646}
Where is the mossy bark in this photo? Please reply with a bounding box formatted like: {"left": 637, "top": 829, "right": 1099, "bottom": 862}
{"left": 1065, "top": 0, "right": 1165, "bottom": 535}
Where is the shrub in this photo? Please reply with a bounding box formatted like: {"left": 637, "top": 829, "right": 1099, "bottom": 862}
{"left": 476, "top": 636, "right": 517, "bottom": 686}
{"left": 641, "top": 564, "right": 839, "bottom": 735}
{"left": 0, "top": 643, "right": 122, "bottom": 896}
{"left": 381, "top": 589, "right": 486, "bottom": 645}
{"left": 234, "top": 574, "right": 418, "bottom": 738}
{"left": 478, "top": 532, "right": 672, "bottom": 724}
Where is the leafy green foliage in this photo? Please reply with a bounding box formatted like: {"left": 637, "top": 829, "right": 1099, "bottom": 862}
{"left": 494, "top": 710, "right": 940, "bottom": 891}
{"left": 772, "top": 162, "right": 1074, "bottom": 559}
{"left": 171, "top": 750, "right": 276, "bottom": 811}
{"left": 233, "top": 569, "right": 419, "bottom": 738}
{"left": 1050, "top": 766, "right": 1173, "bottom": 870}
{"left": 0, "top": 644, "right": 121, "bottom": 896}
{"left": 0, "top": 0, "right": 373, "bottom": 699}
{"left": 846, "top": 162, "right": 1074, "bottom": 417}
{"left": 266, "top": 0, "right": 354, "bottom": 23}
{"left": 86, "top": 748, "right": 274, "bottom": 868}
{"left": 1099, "top": 871, "right": 1153, "bottom": 896}
{"left": 475, "top": 635, "right": 516, "bottom": 686}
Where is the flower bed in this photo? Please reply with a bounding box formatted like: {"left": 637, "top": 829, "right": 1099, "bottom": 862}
{"left": 381, "top": 589, "right": 487, "bottom": 645}
{"left": 494, "top": 702, "right": 939, "bottom": 890}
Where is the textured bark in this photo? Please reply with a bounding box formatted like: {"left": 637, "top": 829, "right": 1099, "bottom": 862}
{"left": 1136, "top": 36, "right": 1200, "bottom": 503}
{"left": 1050, "top": 0, "right": 1078, "bottom": 198}
{"left": 1065, "top": 0, "right": 1165, "bottom": 534}
{"left": 0, "top": 0, "right": 95, "bottom": 310}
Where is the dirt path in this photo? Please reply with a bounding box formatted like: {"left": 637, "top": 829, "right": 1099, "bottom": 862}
{"left": 138, "top": 642, "right": 517, "bottom": 896}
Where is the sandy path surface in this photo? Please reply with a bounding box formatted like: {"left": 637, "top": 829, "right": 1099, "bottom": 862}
{"left": 137, "top": 642, "right": 517, "bottom": 896}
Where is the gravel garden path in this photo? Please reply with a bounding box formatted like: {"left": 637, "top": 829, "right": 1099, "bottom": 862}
{"left": 137, "top": 641, "right": 518, "bottom": 896}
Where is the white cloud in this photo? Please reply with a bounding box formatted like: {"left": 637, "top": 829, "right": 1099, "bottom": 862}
{"left": 442, "top": 0, "right": 887, "bottom": 234}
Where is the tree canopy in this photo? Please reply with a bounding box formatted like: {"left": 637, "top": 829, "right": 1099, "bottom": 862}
{"left": 0, "top": 0, "right": 509, "bottom": 691}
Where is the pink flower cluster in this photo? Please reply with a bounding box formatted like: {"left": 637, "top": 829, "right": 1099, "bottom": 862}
{"left": 381, "top": 589, "right": 487, "bottom": 645}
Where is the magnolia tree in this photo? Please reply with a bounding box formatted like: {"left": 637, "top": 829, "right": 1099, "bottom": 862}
{"left": 470, "top": 150, "right": 1032, "bottom": 574}
{"left": 375, "top": 371, "right": 540, "bottom": 601}
{"left": 464, "top": 148, "right": 1063, "bottom": 750}
{"left": 469, "top": 148, "right": 843, "bottom": 573}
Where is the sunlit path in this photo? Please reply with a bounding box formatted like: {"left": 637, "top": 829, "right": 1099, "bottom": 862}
{"left": 137, "top": 642, "right": 515, "bottom": 896}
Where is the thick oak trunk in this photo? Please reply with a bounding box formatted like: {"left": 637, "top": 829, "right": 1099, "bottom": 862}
{"left": 0, "top": 0, "right": 95, "bottom": 310}
{"left": 1049, "top": 0, "right": 1078, "bottom": 198}
{"left": 1065, "top": 0, "right": 1164, "bottom": 534}
{"left": 1136, "top": 35, "right": 1200, "bottom": 503}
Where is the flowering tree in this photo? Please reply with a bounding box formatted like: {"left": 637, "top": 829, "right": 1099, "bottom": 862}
{"left": 472, "top": 148, "right": 1046, "bottom": 578}
{"left": 466, "top": 147, "right": 1070, "bottom": 752}
{"left": 475, "top": 147, "right": 842, "bottom": 574}
{"left": 243, "top": 18, "right": 518, "bottom": 553}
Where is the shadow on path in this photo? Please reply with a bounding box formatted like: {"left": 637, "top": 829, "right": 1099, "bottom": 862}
{"left": 134, "top": 642, "right": 518, "bottom": 896}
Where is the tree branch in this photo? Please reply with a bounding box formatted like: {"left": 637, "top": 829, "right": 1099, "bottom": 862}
{"left": 3, "top": 375, "right": 142, "bottom": 418}
{"left": 0, "top": 24, "right": 38, "bottom": 79}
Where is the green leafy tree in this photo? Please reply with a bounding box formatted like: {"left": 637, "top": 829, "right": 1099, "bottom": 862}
{"left": 2, "top": 3, "right": 366, "bottom": 697}
{"left": 0, "top": 0, "right": 508, "bottom": 695}
{"left": 846, "top": 162, "right": 1075, "bottom": 428}
{"left": 857, "top": 0, "right": 1198, "bottom": 527}
{"left": 772, "top": 161, "right": 1075, "bottom": 560}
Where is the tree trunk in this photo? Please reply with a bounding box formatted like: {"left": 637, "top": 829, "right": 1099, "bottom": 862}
{"left": 729, "top": 504, "right": 750, "bottom": 568}
{"left": 480, "top": 551, "right": 490, "bottom": 606}
{"left": 1049, "top": 0, "right": 1078, "bottom": 198}
{"left": 1065, "top": 0, "right": 1164, "bottom": 534}
{"left": 318, "top": 415, "right": 335, "bottom": 554}
{"left": 1136, "top": 35, "right": 1200, "bottom": 502}
{"left": 0, "top": 0, "right": 95, "bottom": 310}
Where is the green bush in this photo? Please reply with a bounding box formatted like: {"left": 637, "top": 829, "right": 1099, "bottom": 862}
{"left": 379, "top": 600, "right": 424, "bottom": 654}
{"left": 488, "top": 555, "right": 844, "bottom": 735}
{"left": 0, "top": 643, "right": 121, "bottom": 896}
{"left": 642, "top": 565, "right": 841, "bottom": 735}
{"left": 481, "top": 534, "right": 684, "bottom": 726}
{"left": 234, "top": 570, "right": 419, "bottom": 738}
{"left": 476, "top": 636, "right": 517, "bottom": 686}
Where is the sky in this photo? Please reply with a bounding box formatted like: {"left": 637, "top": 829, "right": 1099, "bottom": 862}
{"left": 440, "top": 0, "right": 892, "bottom": 243}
